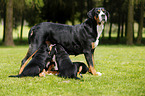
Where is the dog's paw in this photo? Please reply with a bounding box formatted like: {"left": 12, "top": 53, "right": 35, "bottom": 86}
{"left": 96, "top": 72, "right": 103, "bottom": 76}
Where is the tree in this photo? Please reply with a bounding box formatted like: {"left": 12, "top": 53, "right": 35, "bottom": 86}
{"left": 4, "top": 0, "right": 15, "bottom": 46}
{"left": 136, "top": 0, "right": 144, "bottom": 44}
{"left": 126, "top": 0, "right": 134, "bottom": 45}
{"left": 0, "top": 0, "right": 6, "bottom": 42}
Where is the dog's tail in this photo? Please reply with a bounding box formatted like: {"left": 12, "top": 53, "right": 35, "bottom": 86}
{"left": 9, "top": 74, "right": 22, "bottom": 78}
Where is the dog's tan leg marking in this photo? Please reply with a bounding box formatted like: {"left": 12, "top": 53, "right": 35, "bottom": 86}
{"left": 46, "top": 71, "right": 59, "bottom": 75}
{"left": 77, "top": 66, "right": 82, "bottom": 75}
{"left": 39, "top": 69, "right": 46, "bottom": 77}
{"left": 19, "top": 49, "right": 39, "bottom": 74}
{"left": 89, "top": 55, "right": 97, "bottom": 75}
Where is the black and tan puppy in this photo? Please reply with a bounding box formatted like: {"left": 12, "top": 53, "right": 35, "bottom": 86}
{"left": 73, "top": 62, "right": 89, "bottom": 75}
{"left": 46, "top": 62, "right": 88, "bottom": 77}
{"left": 9, "top": 44, "right": 50, "bottom": 77}
{"left": 53, "top": 45, "right": 80, "bottom": 79}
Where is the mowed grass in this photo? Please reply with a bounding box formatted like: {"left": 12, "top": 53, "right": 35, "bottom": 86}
{"left": 0, "top": 45, "right": 145, "bottom": 96}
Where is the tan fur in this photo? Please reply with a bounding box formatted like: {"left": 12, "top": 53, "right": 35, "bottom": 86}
{"left": 92, "top": 42, "right": 95, "bottom": 49}
{"left": 39, "top": 69, "right": 47, "bottom": 77}
{"left": 77, "top": 66, "right": 82, "bottom": 75}
{"left": 19, "top": 49, "right": 39, "bottom": 74}
{"left": 89, "top": 65, "right": 97, "bottom": 75}
{"left": 94, "top": 16, "right": 100, "bottom": 25}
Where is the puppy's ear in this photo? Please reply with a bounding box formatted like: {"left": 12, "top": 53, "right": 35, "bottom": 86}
{"left": 87, "top": 8, "right": 95, "bottom": 19}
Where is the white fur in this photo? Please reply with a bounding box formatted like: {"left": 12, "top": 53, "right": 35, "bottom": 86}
{"left": 93, "top": 23, "right": 104, "bottom": 48}
{"left": 98, "top": 10, "right": 107, "bottom": 22}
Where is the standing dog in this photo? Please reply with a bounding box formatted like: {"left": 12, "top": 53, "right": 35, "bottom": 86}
{"left": 21, "top": 8, "right": 109, "bottom": 75}
{"left": 9, "top": 44, "right": 50, "bottom": 77}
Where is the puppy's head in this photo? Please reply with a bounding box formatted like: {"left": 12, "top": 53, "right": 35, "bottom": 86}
{"left": 87, "top": 7, "right": 109, "bottom": 25}
{"left": 56, "top": 45, "right": 67, "bottom": 54}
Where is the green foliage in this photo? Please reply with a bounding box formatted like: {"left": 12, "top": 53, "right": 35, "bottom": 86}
{"left": 0, "top": 45, "right": 145, "bottom": 96}
{"left": 25, "top": 0, "right": 44, "bottom": 7}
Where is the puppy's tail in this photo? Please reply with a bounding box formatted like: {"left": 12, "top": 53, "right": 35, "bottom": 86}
{"left": 9, "top": 74, "right": 22, "bottom": 78}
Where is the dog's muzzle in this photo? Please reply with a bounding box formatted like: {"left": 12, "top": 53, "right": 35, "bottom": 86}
{"left": 98, "top": 11, "right": 107, "bottom": 23}
{"left": 101, "top": 14, "right": 106, "bottom": 21}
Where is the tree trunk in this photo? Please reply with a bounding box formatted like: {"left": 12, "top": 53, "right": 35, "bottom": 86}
{"left": 4, "top": 0, "right": 15, "bottom": 46}
{"left": 121, "top": 14, "right": 124, "bottom": 38}
{"left": 109, "top": 18, "right": 112, "bottom": 40}
{"left": 102, "top": 0, "right": 106, "bottom": 39}
{"left": 102, "top": 24, "right": 105, "bottom": 39}
{"left": 20, "top": 15, "right": 24, "bottom": 41}
{"left": 116, "top": 11, "right": 121, "bottom": 43}
{"left": 87, "top": 0, "right": 92, "bottom": 11}
{"left": 126, "top": 0, "right": 134, "bottom": 45}
{"left": 71, "top": 0, "right": 75, "bottom": 25}
{"left": 2, "top": 2, "right": 6, "bottom": 42}
{"left": 136, "top": 0, "right": 144, "bottom": 44}
{"left": 125, "top": 14, "right": 128, "bottom": 37}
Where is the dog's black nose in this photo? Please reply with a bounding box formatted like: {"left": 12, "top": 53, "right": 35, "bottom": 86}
{"left": 101, "top": 14, "right": 105, "bottom": 18}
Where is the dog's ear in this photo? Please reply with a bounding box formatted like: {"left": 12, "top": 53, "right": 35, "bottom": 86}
{"left": 106, "top": 11, "right": 110, "bottom": 19}
{"left": 87, "top": 8, "right": 95, "bottom": 19}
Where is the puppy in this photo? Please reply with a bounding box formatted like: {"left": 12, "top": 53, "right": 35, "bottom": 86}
{"left": 9, "top": 44, "right": 50, "bottom": 77}
{"left": 47, "top": 61, "right": 88, "bottom": 78}
{"left": 53, "top": 44, "right": 80, "bottom": 79}
{"left": 73, "top": 62, "right": 89, "bottom": 75}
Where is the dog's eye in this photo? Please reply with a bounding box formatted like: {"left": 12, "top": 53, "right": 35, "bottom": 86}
{"left": 102, "top": 9, "right": 106, "bottom": 13}
{"left": 97, "top": 10, "right": 100, "bottom": 13}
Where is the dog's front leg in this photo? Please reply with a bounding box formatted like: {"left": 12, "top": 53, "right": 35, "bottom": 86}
{"left": 84, "top": 51, "right": 97, "bottom": 75}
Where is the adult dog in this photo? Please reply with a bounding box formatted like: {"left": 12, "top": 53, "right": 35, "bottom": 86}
{"left": 9, "top": 44, "right": 50, "bottom": 77}
{"left": 21, "top": 8, "right": 109, "bottom": 75}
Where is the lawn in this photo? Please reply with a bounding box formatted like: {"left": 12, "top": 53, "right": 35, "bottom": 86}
{"left": 0, "top": 45, "right": 145, "bottom": 96}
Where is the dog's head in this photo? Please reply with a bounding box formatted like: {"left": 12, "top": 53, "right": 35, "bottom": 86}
{"left": 87, "top": 7, "right": 109, "bottom": 25}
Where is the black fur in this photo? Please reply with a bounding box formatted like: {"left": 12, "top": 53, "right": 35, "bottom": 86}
{"left": 54, "top": 45, "right": 80, "bottom": 79}
{"left": 73, "top": 62, "right": 89, "bottom": 74}
{"left": 9, "top": 44, "right": 50, "bottom": 77}
{"left": 21, "top": 8, "right": 109, "bottom": 75}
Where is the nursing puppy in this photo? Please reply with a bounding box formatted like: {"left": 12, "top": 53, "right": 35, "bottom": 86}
{"left": 73, "top": 62, "right": 89, "bottom": 75}
{"left": 46, "top": 62, "right": 88, "bottom": 77}
{"left": 9, "top": 44, "right": 50, "bottom": 77}
{"left": 54, "top": 45, "right": 80, "bottom": 79}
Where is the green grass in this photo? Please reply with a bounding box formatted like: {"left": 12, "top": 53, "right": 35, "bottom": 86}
{"left": 0, "top": 45, "right": 145, "bottom": 96}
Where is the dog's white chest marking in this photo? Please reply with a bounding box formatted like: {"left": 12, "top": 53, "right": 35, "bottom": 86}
{"left": 92, "top": 23, "right": 104, "bottom": 49}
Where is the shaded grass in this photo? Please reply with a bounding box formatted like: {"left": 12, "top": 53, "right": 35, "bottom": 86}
{"left": 0, "top": 45, "right": 145, "bottom": 96}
